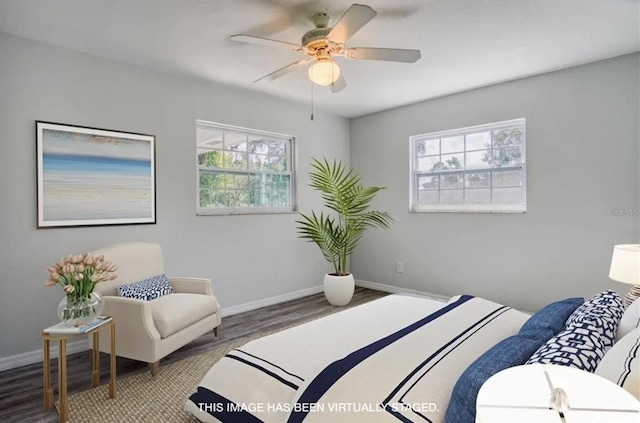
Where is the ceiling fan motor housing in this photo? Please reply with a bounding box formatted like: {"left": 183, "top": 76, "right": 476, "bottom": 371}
{"left": 302, "top": 28, "right": 330, "bottom": 50}
{"left": 302, "top": 28, "right": 342, "bottom": 58}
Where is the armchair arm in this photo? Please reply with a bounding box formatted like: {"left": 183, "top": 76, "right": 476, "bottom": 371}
{"left": 169, "top": 277, "right": 213, "bottom": 296}
{"left": 93, "top": 296, "right": 162, "bottom": 363}
{"left": 103, "top": 296, "right": 161, "bottom": 341}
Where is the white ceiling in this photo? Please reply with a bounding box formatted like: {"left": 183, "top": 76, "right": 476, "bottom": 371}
{"left": 1, "top": 0, "right": 638, "bottom": 118}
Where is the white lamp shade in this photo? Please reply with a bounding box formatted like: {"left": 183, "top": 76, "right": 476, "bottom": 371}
{"left": 308, "top": 61, "right": 340, "bottom": 86}
{"left": 609, "top": 244, "right": 640, "bottom": 285}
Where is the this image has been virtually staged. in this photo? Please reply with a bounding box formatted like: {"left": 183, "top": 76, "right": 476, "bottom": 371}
{"left": 0, "top": 1, "right": 639, "bottom": 423}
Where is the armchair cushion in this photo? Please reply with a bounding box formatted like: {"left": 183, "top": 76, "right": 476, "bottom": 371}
{"left": 116, "top": 274, "right": 174, "bottom": 301}
{"left": 151, "top": 293, "right": 219, "bottom": 338}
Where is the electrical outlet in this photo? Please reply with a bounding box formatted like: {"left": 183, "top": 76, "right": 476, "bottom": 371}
{"left": 396, "top": 262, "right": 404, "bottom": 273}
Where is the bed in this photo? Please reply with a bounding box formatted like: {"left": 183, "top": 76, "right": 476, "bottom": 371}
{"left": 185, "top": 294, "right": 531, "bottom": 423}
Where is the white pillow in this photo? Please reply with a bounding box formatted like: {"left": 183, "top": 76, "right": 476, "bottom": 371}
{"left": 595, "top": 328, "right": 640, "bottom": 400}
{"left": 616, "top": 298, "right": 640, "bottom": 342}
{"left": 447, "top": 295, "right": 462, "bottom": 304}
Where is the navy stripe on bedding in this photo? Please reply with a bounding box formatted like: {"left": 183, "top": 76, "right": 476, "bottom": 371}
{"left": 225, "top": 354, "right": 299, "bottom": 390}
{"left": 407, "top": 406, "right": 432, "bottom": 423}
{"left": 233, "top": 349, "right": 305, "bottom": 382}
{"left": 394, "top": 306, "right": 510, "bottom": 404}
{"left": 383, "top": 307, "right": 510, "bottom": 423}
{"left": 188, "top": 386, "right": 264, "bottom": 423}
{"left": 285, "top": 295, "right": 474, "bottom": 423}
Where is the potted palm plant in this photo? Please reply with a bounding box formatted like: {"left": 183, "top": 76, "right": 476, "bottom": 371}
{"left": 297, "top": 158, "right": 394, "bottom": 306}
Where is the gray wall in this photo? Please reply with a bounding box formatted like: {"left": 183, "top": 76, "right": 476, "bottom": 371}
{"left": 0, "top": 33, "right": 349, "bottom": 358}
{"left": 350, "top": 54, "right": 640, "bottom": 312}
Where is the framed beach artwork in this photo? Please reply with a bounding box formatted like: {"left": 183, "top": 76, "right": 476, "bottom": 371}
{"left": 36, "top": 121, "right": 156, "bottom": 228}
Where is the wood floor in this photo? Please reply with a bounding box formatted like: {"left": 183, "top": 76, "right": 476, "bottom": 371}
{"left": 0, "top": 287, "right": 387, "bottom": 423}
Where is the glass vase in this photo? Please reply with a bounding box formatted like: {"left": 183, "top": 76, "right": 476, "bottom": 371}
{"left": 57, "top": 291, "right": 105, "bottom": 327}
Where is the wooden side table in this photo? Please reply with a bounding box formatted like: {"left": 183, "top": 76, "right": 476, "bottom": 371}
{"left": 41, "top": 317, "right": 116, "bottom": 423}
{"left": 476, "top": 364, "right": 640, "bottom": 423}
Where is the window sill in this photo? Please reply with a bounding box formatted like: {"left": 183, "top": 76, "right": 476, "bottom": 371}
{"left": 410, "top": 207, "right": 526, "bottom": 214}
{"left": 197, "top": 207, "right": 297, "bottom": 216}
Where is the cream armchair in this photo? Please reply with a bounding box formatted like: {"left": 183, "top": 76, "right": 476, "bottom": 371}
{"left": 89, "top": 242, "right": 221, "bottom": 376}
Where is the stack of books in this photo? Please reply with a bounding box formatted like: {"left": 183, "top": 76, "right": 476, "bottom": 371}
{"left": 44, "top": 316, "right": 112, "bottom": 335}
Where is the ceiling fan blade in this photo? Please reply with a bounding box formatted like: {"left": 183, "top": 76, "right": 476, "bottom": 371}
{"left": 230, "top": 34, "right": 301, "bottom": 51}
{"left": 327, "top": 4, "right": 377, "bottom": 44}
{"left": 344, "top": 47, "right": 421, "bottom": 63}
{"left": 330, "top": 74, "right": 347, "bottom": 93}
{"left": 253, "top": 60, "right": 310, "bottom": 83}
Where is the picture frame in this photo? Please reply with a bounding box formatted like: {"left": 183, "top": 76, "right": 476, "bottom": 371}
{"left": 36, "top": 121, "right": 156, "bottom": 228}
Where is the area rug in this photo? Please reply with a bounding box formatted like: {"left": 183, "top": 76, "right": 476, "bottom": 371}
{"left": 66, "top": 310, "right": 345, "bottom": 422}
{"left": 66, "top": 337, "right": 247, "bottom": 422}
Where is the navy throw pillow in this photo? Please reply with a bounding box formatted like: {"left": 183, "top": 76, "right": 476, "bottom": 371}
{"left": 116, "top": 274, "right": 174, "bottom": 301}
{"left": 566, "top": 290, "right": 624, "bottom": 349}
{"left": 519, "top": 297, "right": 584, "bottom": 341}
{"left": 445, "top": 335, "right": 544, "bottom": 423}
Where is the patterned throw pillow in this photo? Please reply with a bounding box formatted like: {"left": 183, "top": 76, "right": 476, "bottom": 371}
{"left": 116, "top": 274, "right": 174, "bottom": 301}
{"left": 525, "top": 321, "right": 606, "bottom": 372}
{"left": 565, "top": 290, "right": 624, "bottom": 349}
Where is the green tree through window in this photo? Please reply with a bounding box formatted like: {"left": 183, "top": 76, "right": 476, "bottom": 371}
{"left": 197, "top": 123, "right": 294, "bottom": 211}
{"left": 412, "top": 119, "right": 526, "bottom": 212}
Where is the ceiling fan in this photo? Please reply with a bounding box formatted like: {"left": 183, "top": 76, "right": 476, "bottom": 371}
{"left": 230, "top": 3, "right": 421, "bottom": 93}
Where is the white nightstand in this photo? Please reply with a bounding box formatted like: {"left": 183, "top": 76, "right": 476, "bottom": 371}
{"left": 476, "top": 364, "right": 640, "bottom": 423}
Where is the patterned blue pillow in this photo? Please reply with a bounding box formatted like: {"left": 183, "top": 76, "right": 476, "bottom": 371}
{"left": 116, "top": 274, "right": 174, "bottom": 301}
{"left": 519, "top": 297, "right": 584, "bottom": 341}
{"left": 526, "top": 321, "right": 606, "bottom": 372}
{"left": 566, "top": 290, "right": 624, "bottom": 349}
{"left": 445, "top": 335, "right": 545, "bottom": 423}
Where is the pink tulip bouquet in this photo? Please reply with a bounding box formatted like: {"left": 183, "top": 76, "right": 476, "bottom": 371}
{"left": 44, "top": 253, "right": 117, "bottom": 323}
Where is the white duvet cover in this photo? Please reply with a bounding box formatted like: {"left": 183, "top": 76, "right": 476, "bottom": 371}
{"left": 185, "top": 294, "right": 529, "bottom": 423}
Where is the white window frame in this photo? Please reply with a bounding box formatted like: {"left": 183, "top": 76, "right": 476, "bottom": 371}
{"left": 196, "top": 120, "right": 296, "bottom": 215}
{"left": 409, "top": 118, "right": 527, "bottom": 213}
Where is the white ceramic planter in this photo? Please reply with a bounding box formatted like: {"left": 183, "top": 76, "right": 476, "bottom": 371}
{"left": 323, "top": 273, "right": 355, "bottom": 306}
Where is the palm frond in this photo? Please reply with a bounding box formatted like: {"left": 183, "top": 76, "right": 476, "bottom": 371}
{"left": 296, "top": 211, "right": 343, "bottom": 272}
{"left": 297, "top": 158, "right": 394, "bottom": 275}
{"left": 357, "top": 211, "right": 395, "bottom": 229}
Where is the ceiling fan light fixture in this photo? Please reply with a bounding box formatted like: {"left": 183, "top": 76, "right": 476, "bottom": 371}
{"left": 233, "top": 3, "right": 421, "bottom": 92}
{"left": 308, "top": 60, "right": 340, "bottom": 86}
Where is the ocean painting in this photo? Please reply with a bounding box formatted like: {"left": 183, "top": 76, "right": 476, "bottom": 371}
{"left": 37, "top": 122, "right": 155, "bottom": 227}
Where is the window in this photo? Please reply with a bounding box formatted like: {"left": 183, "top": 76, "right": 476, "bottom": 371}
{"left": 410, "top": 118, "right": 526, "bottom": 212}
{"left": 196, "top": 121, "right": 295, "bottom": 214}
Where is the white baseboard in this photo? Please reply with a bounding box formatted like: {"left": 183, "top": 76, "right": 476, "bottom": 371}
{"left": 221, "top": 285, "right": 323, "bottom": 317}
{"left": 356, "top": 279, "right": 450, "bottom": 303}
{"left": 0, "top": 285, "right": 324, "bottom": 372}
{"left": 0, "top": 283, "right": 441, "bottom": 372}
{"left": 0, "top": 338, "right": 88, "bottom": 373}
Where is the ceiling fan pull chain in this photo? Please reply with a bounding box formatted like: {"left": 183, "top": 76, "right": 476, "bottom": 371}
{"left": 331, "top": 55, "right": 334, "bottom": 86}
{"left": 310, "top": 68, "right": 315, "bottom": 121}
